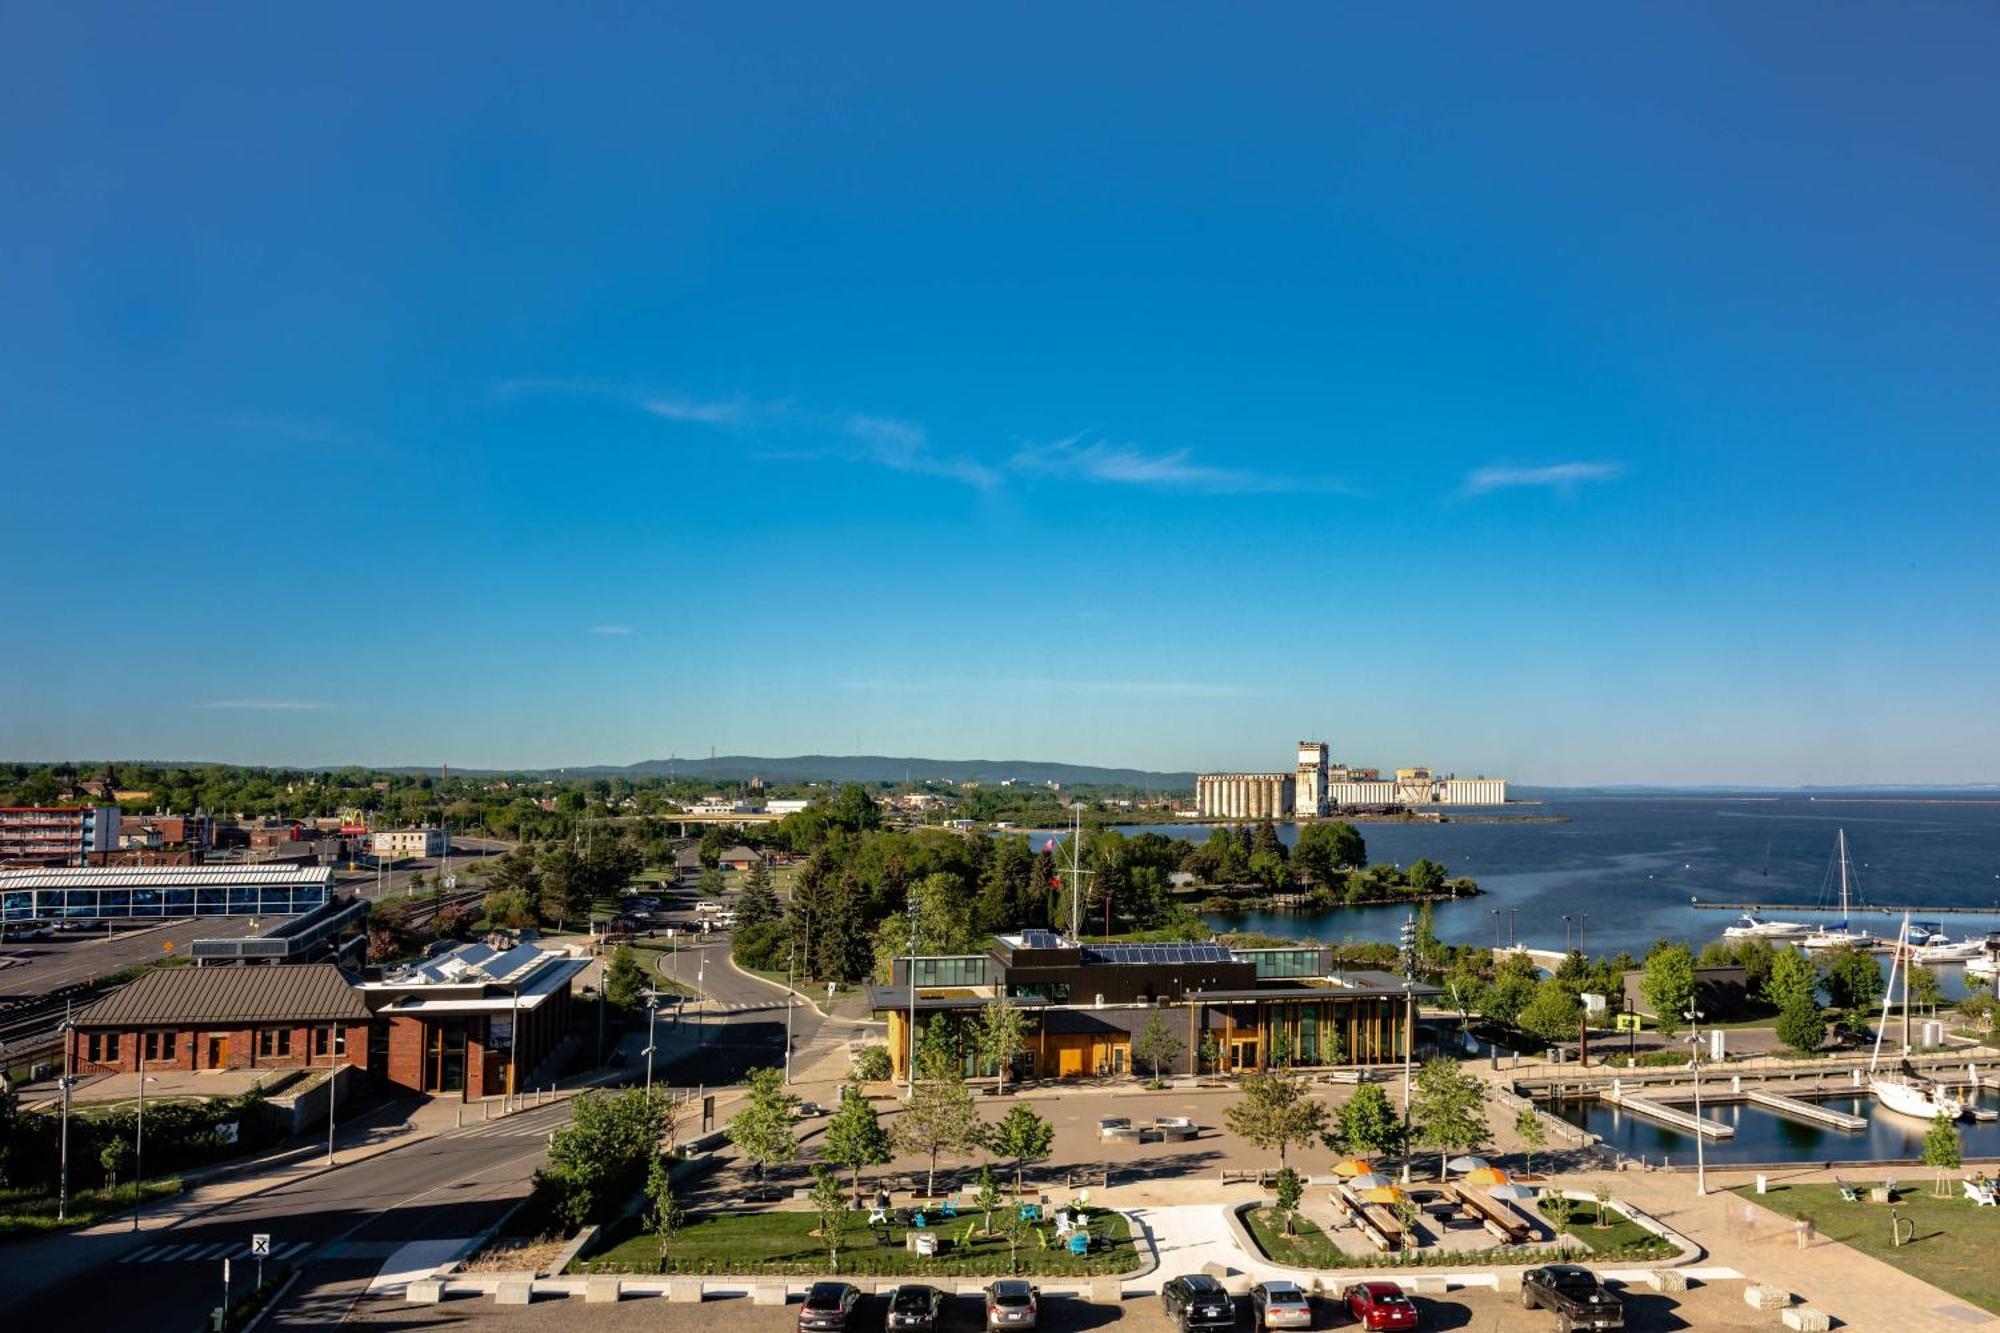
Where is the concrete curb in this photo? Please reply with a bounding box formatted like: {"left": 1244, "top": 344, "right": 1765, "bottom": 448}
{"left": 726, "top": 954, "right": 832, "bottom": 1018}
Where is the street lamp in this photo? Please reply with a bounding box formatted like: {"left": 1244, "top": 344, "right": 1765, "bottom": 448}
{"left": 132, "top": 1045, "right": 159, "bottom": 1231}
{"left": 1490, "top": 909, "right": 1500, "bottom": 951}
{"left": 1685, "top": 1006, "right": 1707, "bottom": 1196}
{"left": 784, "top": 947, "right": 796, "bottom": 1085}
{"left": 1563, "top": 915, "right": 1572, "bottom": 954}
{"left": 643, "top": 991, "right": 660, "bottom": 1098}
{"left": 57, "top": 1004, "right": 74, "bottom": 1223}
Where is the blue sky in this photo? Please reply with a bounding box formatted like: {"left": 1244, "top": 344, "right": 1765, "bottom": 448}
{"left": 4, "top": 5, "right": 1997, "bottom": 784}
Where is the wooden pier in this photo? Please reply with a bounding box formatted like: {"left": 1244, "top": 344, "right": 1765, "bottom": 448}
{"left": 1600, "top": 1087, "right": 1735, "bottom": 1139}
{"left": 1744, "top": 1089, "right": 1867, "bottom": 1131}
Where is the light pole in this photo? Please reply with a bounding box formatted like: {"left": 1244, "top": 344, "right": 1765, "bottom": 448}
{"left": 58, "top": 1004, "right": 73, "bottom": 1223}
{"left": 326, "top": 1020, "right": 339, "bottom": 1166}
{"left": 1562, "top": 915, "right": 1572, "bottom": 954}
{"left": 696, "top": 958, "right": 707, "bottom": 1048}
{"left": 644, "top": 991, "right": 659, "bottom": 1098}
{"left": 1508, "top": 907, "right": 1518, "bottom": 948}
{"left": 905, "top": 897, "right": 919, "bottom": 1101}
{"left": 132, "top": 1041, "right": 149, "bottom": 1231}
{"left": 668, "top": 928, "right": 678, "bottom": 979}
{"left": 1685, "top": 1005, "right": 1707, "bottom": 1196}
{"left": 1579, "top": 913, "right": 1588, "bottom": 956}
{"left": 1491, "top": 909, "right": 1500, "bottom": 951}
{"left": 784, "top": 948, "right": 796, "bottom": 1085}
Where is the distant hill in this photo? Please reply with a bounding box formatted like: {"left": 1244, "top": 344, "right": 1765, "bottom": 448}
{"left": 589, "top": 754, "right": 1196, "bottom": 788}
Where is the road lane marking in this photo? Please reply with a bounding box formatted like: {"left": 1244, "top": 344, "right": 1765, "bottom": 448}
{"left": 121, "top": 1245, "right": 169, "bottom": 1263}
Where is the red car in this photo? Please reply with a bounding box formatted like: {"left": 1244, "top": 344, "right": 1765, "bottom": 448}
{"left": 1341, "top": 1282, "right": 1417, "bottom": 1331}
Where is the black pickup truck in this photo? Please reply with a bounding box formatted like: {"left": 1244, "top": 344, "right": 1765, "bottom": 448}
{"left": 1520, "top": 1265, "right": 1625, "bottom": 1331}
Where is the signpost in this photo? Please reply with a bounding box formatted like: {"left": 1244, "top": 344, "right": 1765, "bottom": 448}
{"left": 251, "top": 1233, "right": 271, "bottom": 1288}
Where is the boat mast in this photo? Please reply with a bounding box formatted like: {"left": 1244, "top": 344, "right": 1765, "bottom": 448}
{"left": 1870, "top": 912, "right": 1904, "bottom": 1074}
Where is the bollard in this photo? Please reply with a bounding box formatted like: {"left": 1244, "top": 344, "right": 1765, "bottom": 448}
{"left": 455, "top": 1106, "right": 463, "bottom": 1129}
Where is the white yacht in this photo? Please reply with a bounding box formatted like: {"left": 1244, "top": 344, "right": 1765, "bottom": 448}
{"left": 1912, "top": 935, "right": 1985, "bottom": 964}
{"left": 1870, "top": 914, "right": 1966, "bottom": 1122}
{"left": 1723, "top": 913, "right": 1811, "bottom": 940}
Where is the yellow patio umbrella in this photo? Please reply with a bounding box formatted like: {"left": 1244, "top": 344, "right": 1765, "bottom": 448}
{"left": 1359, "top": 1185, "right": 1407, "bottom": 1205}
{"left": 1465, "top": 1166, "right": 1511, "bottom": 1186}
{"left": 1330, "top": 1158, "right": 1375, "bottom": 1178}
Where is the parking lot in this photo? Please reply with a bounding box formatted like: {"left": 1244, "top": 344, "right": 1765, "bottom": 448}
{"left": 347, "top": 1278, "right": 1798, "bottom": 1332}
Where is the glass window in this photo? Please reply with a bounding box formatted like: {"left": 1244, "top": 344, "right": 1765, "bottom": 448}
{"left": 1009, "top": 982, "right": 1070, "bottom": 1001}
{"left": 1235, "top": 948, "right": 1322, "bottom": 979}
{"left": 143, "top": 1031, "right": 176, "bottom": 1062}
{"left": 258, "top": 1027, "right": 293, "bottom": 1057}
{"left": 910, "top": 956, "right": 985, "bottom": 988}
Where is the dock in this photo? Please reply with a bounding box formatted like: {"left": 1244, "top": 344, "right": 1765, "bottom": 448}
{"left": 1600, "top": 1087, "right": 1735, "bottom": 1139}
{"left": 1744, "top": 1089, "right": 1866, "bottom": 1131}
{"left": 1689, "top": 898, "right": 2000, "bottom": 916}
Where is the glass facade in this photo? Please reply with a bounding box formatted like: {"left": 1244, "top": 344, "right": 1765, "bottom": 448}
{"left": 0, "top": 882, "right": 329, "bottom": 921}
{"left": 909, "top": 955, "right": 986, "bottom": 988}
{"left": 1235, "top": 947, "right": 1322, "bottom": 979}
{"left": 1009, "top": 981, "right": 1071, "bottom": 1001}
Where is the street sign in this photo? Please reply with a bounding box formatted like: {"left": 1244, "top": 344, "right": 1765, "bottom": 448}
{"left": 445, "top": 875, "right": 458, "bottom": 889}
{"left": 826, "top": 981, "right": 836, "bottom": 998}
{"left": 251, "top": 1234, "right": 272, "bottom": 1256}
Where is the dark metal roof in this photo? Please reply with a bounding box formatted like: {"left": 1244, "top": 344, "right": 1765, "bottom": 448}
{"left": 75, "top": 962, "right": 369, "bottom": 1027}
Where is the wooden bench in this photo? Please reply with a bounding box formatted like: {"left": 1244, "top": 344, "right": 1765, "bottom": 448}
{"left": 1327, "top": 1190, "right": 1402, "bottom": 1253}
{"left": 1446, "top": 1184, "right": 1532, "bottom": 1245}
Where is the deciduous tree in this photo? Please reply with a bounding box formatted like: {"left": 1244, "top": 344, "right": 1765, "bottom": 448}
{"left": 1223, "top": 1069, "right": 1330, "bottom": 1166}
{"left": 991, "top": 1102, "right": 1054, "bottom": 1198}
{"left": 725, "top": 1068, "right": 798, "bottom": 1180}
{"left": 1409, "top": 1058, "right": 1488, "bottom": 1182}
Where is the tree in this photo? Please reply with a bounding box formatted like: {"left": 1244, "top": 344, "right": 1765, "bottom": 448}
{"left": 1924, "top": 1111, "right": 1963, "bottom": 1197}
{"left": 1134, "top": 1011, "right": 1184, "bottom": 1086}
{"left": 978, "top": 1000, "right": 1028, "bottom": 1095}
{"left": 1335, "top": 1082, "right": 1405, "bottom": 1158}
{"left": 1593, "top": 1182, "right": 1613, "bottom": 1228}
{"left": 697, "top": 865, "right": 728, "bottom": 902}
{"left": 1641, "top": 944, "right": 1696, "bottom": 1036}
{"left": 1518, "top": 979, "right": 1585, "bottom": 1045}
{"left": 1273, "top": 1165, "right": 1304, "bottom": 1236}
{"left": 1409, "top": 1058, "right": 1488, "bottom": 1182}
{"left": 1544, "top": 1192, "right": 1575, "bottom": 1234}
{"left": 975, "top": 1163, "right": 1002, "bottom": 1236}
{"left": 100, "top": 1139, "right": 131, "bottom": 1191}
{"left": 1909, "top": 965, "right": 1946, "bottom": 1015}
{"left": 811, "top": 1166, "right": 852, "bottom": 1272}
{"left": 1776, "top": 997, "right": 1827, "bottom": 1055}
{"left": 1199, "top": 1032, "right": 1222, "bottom": 1078}
{"left": 605, "top": 944, "right": 646, "bottom": 1009}
{"left": 1515, "top": 1107, "right": 1547, "bottom": 1176}
{"left": 852, "top": 1046, "right": 893, "bottom": 1083}
{"left": 1823, "top": 943, "right": 1886, "bottom": 1013}
{"left": 737, "top": 860, "right": 781, "bottom": 928}
{"left": 1223, "top": 1069, "right": 1330, "bottom": 1166}
{"left": 1407, "top": 859, "right": 1446, "bottom": 895}
{"left": 996, "top": 1198, "right": 1036, "bottom": 1273}
{"left": 894, "top": 1054, "right": 987, "bottom": 1197}
{"left": 725, "top": 1068, "right": 798, "bottom": 1180}
{"left": 1481, "top": 954, "right": 1542, "bottom": 1027}
{"left": 1765, "top": 948, "right": 1821, "bottom": 1013}
{"left": 645, "top": 1153, "right": 684, "bottom": 1273}
{"left": 537, "top": 1088, "right": 675, "bottom": 1229}
{"left": 822, "top": 1087, "right": 893, "bottom": 1203}
{"left": 991, "top": 1102, "right": 1054, "bottom": 1198}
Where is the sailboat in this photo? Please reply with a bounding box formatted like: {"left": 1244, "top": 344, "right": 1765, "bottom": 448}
{"left": 1800, "top": 830, "right": 1876, "bottom": 950}
{"left": 1869, "top": 913, "right": 1965, "bottom": 1121}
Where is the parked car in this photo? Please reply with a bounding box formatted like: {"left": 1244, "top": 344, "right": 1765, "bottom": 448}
{"left": 886, "top": 1284, "right": 945, "bottom": 1332}
{"left": 1341, "top": 1282, "right": 1418, "bottom": 1332}
{"left": 1250, "top": 1281, "right": 1312, "bottom": 1331}
{"left": 1162, "top": 1274, "right": 1236, "bottom": 1331}
{"left": 1520, "top": 1265, "right": 1624, "bottom": 1331}
{"left": 799, "top": 1282, "right": 863, "bottom": 1332}
{"left": 983, "top": 1279, "right": 1039, "bottom": 1329}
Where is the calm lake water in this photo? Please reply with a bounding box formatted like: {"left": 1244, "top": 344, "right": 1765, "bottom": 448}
{"left": 1550, "top": 1087, "right": 2000, "bottom": 1167}
{"left": 1021, "top": 792, "right": 2000, "bottom": 958}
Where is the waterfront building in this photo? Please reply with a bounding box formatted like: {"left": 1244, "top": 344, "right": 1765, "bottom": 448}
{"left": 869, "top": 929, "right": 1437, "bottom": 1081}
{"left": 1193, "top": 772, "right": 1296, "bottom": 819}
{"left": 0, "top": 805, "right": 120, "bottom": 865}
{"left": 1201, "top": 743, "right": 1507, "bottom": 813}
{"left": 358, "top": 939, "right": 585, "bottom": 1099}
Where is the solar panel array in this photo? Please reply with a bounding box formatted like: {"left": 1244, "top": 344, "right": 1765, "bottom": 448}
{"left": 1017, "top": 928, "right": 1066, "bottom": 949}
{"left": 1081, "top": 943, "right": 1235, "bottom": 966}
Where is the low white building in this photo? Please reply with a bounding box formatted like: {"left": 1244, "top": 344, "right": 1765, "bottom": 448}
{"left": 764, "top": 799, "right": 812, "bottom": 816}
{"left": 371, "top": 828, "right": 447, "bottom": 860}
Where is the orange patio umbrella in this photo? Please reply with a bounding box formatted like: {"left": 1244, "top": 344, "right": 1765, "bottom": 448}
{"left": 1359, "top": 1185, "right": 1407, "bottom": 1205}
{"left": 1465, "top": 1166, "right": 1511, "bottom": 1186}
{"left": 1330, "top": 1158, "right": 1374, "bottom": 1178}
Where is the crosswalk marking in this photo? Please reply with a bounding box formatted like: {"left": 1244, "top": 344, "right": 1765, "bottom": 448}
{"left": 122, "top": 1239, "right": 318, "bottom": 1264}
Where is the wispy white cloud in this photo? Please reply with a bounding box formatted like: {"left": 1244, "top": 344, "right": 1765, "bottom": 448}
{"left": 1463, "top": 461, "right": 1625, "bottom": 496}
{"left": 641, "top": 395, "right": 753, "bottom": 427}
{"left": 1009, "top": 435, "right": 1337, "bottom": 494}
{"left": 195, "top": 699, "right": 333, "bottom": 712}
{"left": 843, "top": 677, "right": 1256, "bottom": 700}
{"left": 588, "top": 624, "right": 635, "bottom": 636}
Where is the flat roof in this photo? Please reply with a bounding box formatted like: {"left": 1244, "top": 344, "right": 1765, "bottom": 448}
{"left": 0, "top": 865, "right": 333, "bottom": 890}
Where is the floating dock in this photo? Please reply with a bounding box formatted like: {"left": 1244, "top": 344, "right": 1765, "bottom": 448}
{"left": 1744, "top": 1089, "right": 1867, "bottom": 1131}
{"left": 1600, "top": 1088, "right": 1735, "bottom": 1139}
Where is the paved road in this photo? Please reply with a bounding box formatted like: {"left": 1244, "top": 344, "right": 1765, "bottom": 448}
{"left": 0, "top": 918, "right": 262, "bottom": 998}
{"left": 344, "top": 836, "right": 515, "bottom": 902}
{"left": 1, "top": 1097, "right": 575, "bottom": 1327}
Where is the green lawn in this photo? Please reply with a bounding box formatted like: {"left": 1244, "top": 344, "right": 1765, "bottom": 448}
{"left": 1242, "top": 1205, "right": 1360, "bottom": 1268}
{"left": 0, "top": 1179, "right": 183, "bottom": 1241}
{"left": 577, "top": 1206, "right": 1136, "bottom": 1277}
{"left": 1537, "top": 1198, "right": 1676, "bottom": 1259}
{"left": 1741, "top": 1181, "right": 2000, "bottom": 1315}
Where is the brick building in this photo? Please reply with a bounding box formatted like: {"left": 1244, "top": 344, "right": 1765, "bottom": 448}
{"left": 359, "top": 940, "right": 585, "bottom": 1101}
{"left": 67, "top": 964, "right": 371, "bottom": 1076}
